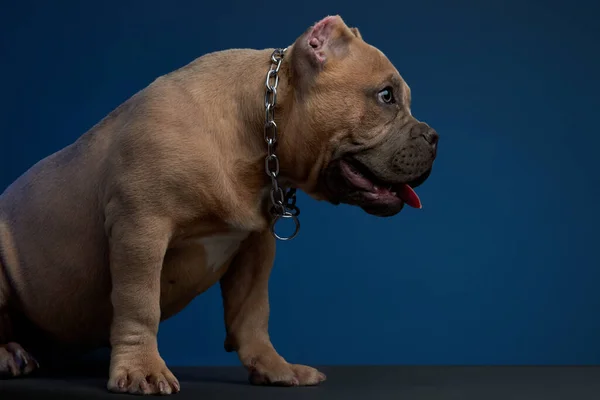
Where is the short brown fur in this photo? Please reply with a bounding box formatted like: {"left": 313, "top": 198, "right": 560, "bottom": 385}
{"left": 0, "top": 15, "right": 437, "bottom": 393}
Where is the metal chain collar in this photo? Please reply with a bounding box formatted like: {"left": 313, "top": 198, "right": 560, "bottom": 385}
{"left": 264, "top": 48, "right": 300, "bottom": 241}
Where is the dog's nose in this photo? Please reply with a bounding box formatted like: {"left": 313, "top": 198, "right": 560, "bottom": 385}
{"left": 422, "top": 128, "right": 439, "bottom": 153}
{"left": 410, "top": 122, "right": 438, "bottom": 153}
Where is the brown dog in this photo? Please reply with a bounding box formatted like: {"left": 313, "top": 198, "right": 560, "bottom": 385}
{"left": 0, "top": 15, "right": 438, "bottom": 394}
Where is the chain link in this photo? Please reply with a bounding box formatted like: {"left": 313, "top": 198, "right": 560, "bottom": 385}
{"left": 264, "top": 48, "right": 300, "bottom": 241}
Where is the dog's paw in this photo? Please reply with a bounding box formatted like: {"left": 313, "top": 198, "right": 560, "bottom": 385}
{"left": 248, "top": 355, "right": 326, "bottom": 387}
{"left": 107, "top": 356, "right": 180, "bottom": 395}
{"left": 0, "top": 342, "right": 39, "bottom": 378}
{"left": 289, "top": 364, "right": 327, "bottom": 385}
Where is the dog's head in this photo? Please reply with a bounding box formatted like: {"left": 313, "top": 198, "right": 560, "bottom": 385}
{"left": 282, "top": 15, "right": 438, "bottom": 217}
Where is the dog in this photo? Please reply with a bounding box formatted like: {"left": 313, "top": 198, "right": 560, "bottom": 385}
{"left": 0, "top": 15, "right": 438, "bottom": 394}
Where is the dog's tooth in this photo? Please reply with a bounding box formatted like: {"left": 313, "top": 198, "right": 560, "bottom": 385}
{"left": 373, "top": 185, "right": 379, "bottom": 190}
{"left": 391, "top": 192, "right": 397, "bottom": 196}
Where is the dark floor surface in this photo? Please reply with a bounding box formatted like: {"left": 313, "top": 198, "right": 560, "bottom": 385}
{"left": 1, "top": 363, "right": 599, "bottom": 399}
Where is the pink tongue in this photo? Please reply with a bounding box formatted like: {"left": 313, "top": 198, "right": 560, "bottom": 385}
{"left": 398, "top": 184, "right": 422, "bottom": 209}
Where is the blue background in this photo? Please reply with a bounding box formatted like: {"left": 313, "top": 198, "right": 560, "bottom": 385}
{"left": 1, "top": 0, "right": 599, "bottom": 365}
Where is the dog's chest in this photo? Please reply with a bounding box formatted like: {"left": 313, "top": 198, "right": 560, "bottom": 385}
{"left": 160, "top": 231, "right": 250, "bottom": 318}
{"left": 193, "top": 231, "right": 249, "bottom": 272}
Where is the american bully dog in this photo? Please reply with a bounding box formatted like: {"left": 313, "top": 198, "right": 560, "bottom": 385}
{"left": 0, "top": 15, "right": 438, "bottom": 394}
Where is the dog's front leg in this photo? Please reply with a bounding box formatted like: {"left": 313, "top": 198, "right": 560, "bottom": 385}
{"left": 106, "top": 215, "right": 179, "bottom": 395}
{"left": 220, "top": 230, "right": 326, "bottom": 386}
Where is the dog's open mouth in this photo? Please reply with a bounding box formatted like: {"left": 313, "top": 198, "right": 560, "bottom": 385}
{"left": 339, "top": 158, "right": 422, "bottom": 209}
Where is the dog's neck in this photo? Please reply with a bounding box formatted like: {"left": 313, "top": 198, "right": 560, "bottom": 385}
{"left": 210, "top": 47, "right": 320, "bottom": 227}
{"left": 252, "top": 48, "right": 319, "bottom": 192}
{"left": 238, "top": 48, "right": 303, "bottom": 189}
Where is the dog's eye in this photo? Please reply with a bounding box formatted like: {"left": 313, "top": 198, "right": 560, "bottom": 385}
{"left": 378, "top": 87, "right": 395, "bottom": 104}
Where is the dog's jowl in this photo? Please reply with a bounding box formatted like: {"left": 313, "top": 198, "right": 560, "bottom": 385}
{"left": 0, "top": 15, "right": 437, "bottom": 394}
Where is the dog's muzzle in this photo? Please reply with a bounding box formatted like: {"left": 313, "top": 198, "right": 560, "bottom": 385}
{"left": 322, "top": 120, "right": 438, "bottom": 217}
{"left": 388, "top": 122, "right": 438, "bottom": 186}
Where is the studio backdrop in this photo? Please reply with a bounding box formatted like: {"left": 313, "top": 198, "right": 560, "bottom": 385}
{"left": 1, "top": 0, "right": 598, "bottom": 366}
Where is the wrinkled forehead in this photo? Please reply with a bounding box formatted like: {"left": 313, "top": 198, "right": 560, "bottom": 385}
{"left": 343, "top": 42, "right": 410, "bottom": 98}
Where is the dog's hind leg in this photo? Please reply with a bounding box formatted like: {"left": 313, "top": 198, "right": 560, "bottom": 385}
{"left": 0, "top": 250, "right": 39, "bottom": 377}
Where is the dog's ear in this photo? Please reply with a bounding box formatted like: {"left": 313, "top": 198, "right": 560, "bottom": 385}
{"left": 291, "top": 15, "right": 355, "bottom": 73}
{"left": 350, "top": 27, "right": 362, "bottom": 39}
